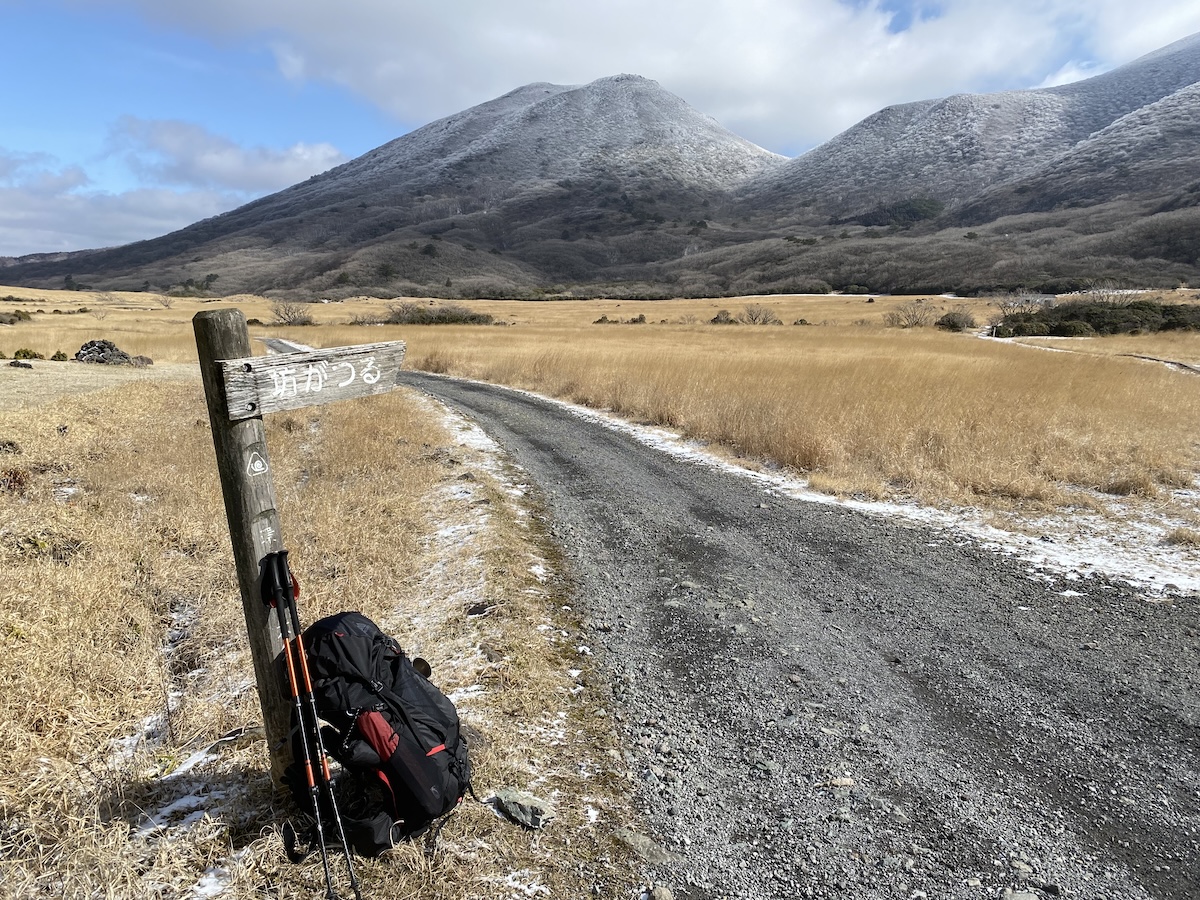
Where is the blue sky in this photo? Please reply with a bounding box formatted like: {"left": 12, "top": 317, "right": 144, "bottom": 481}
{"left": 3, "top": 0, "right": 1200, "bottom": 257}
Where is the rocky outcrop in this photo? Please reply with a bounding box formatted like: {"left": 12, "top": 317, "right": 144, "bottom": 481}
{"left": 75, "top": 340, "right": 152, "bottom": 366}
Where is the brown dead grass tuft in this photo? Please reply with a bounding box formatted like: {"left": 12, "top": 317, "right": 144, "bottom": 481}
{"left": 1165, "top": 526, "right": 1200, "bottom": 547}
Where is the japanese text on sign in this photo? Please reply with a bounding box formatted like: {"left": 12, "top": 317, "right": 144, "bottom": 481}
{"left": 218, "top": 340, "right": 406, "bottom": 421}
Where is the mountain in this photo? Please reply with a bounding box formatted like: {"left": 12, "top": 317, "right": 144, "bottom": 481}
{"left": 4, "top": 34, "right": 1200, "bottom": 299}
{"left": 744, "top": 31, "right": 1200, "bottom": 223}
{"left": 1, "top": 75, "right": 783, "bottom": 296}
{"left": 953, "top": 80, "right": 1200, "bottom": 223}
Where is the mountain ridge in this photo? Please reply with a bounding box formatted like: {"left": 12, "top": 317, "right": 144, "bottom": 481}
{"left": 4, "top": 34, "right": 1200, "bottom": 297}
{"left": 745, "top": 30, "right": 1200, "bottom": 221}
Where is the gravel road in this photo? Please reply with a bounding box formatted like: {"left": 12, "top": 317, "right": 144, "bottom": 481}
{"left": 401, "top": 372, "right": 1200, "bottom": 900}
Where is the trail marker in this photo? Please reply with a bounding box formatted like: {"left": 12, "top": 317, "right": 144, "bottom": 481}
{"left": 193, "top": 309, "right": 405, "bottom": 782}
{"left": 219, "top": 341, "right": 407, "bottom": 420}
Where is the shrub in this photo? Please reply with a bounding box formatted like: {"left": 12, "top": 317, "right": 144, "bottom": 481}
{"left": 50, "top": 351, "right": 68, "bottom": 361}
{"left": 1010, "top": 320, "right": 1051, "bottom": 336}
{"left": 737, "top": 304, "right": 782, "bottom": 325}
{"left": 13, "top": 348, "right": 45, "bottom": 360}
{"left": 1052, "top": 320, "right": 1096, "bottom": 337}
{"left": 884, "top": 302, "right": 935, "bottom": 329}
{"left": 710, "top": 309, "right": 737, "bottom": 325}
{"left": 270, "top": 300, "right": 315, "bottom": 326}
{"left": 385, "top": 302, "right": 493, "bottom": 325}
{"left": 935, "top": 307, "right": 977, "bottom": 332}
{"left": 994, "top": 298, "right": 1200, "bottom": 336}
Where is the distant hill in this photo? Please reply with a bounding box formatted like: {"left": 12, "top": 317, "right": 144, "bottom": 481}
{"left": 953, "top": 80, "right": 1200, "bottom": 223}
{"left": 4, "top": 35, "right": 1200, "bottom": 298}
{"left": 744, "top": 31, "right": 1200, "bottom": 224}
{"left": 1, "top": 75, "right": 784, "bottom": 297}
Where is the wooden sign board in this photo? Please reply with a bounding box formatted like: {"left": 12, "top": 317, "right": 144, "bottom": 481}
{"left": 219, "top": 340, "right": 406, "bottom": 420}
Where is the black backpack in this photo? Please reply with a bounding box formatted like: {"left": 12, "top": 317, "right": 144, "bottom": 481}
{"left": 287, "top": 611, "right": 472, "bottom": 856}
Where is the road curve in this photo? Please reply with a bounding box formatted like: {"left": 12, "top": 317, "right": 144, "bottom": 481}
{"left": 401, "top": 372, "right": 1200, "bottom": 900}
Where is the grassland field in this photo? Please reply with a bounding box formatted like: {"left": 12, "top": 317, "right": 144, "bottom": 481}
{"left": 0, "top": 287, "right": 648, "bottom": 897}
{"left": 2, "top": 284, "right": 1199, "bottom": 896}
{"left": 4, "top": 285, "right": 1200, "bottom": 511}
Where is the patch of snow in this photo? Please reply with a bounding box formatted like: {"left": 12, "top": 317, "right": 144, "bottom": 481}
{"left": 191, "top": 857, "right": 241, "bottom": 899}
{"left": 108, "top": 711, "right": 171, "bottom": 765}
{"left": 260, "top": 339, "right": 313, "bottom": 354}
{"left": 448, "top": 684, "right": 486, "bottom": 704}
{"left": 164, "top": 746, "right": 221, "bottom": 781}
{"left": 498, "top": 870, "right": 551, "bottom": 897}
{"left": 52, "top": 480, "right": 81, "bottom": 502}
{"left": 138, "top": 791, "right": 226, "bottom": 834}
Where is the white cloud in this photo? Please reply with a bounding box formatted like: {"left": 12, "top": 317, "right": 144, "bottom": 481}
{"left": 1035, "top": 61, "right": 1107, "bottom": 89}
{"left": 0, "top": 118, "right": 347, "bottom": 256}
{"left": 108, "top": 116, "right": 347, "bottom": 192}
{"left": 0, "top": 181, "right": 233, "bottom": 257}
{"left": 86, "top": 0, "right": 1200, "bottom": 152}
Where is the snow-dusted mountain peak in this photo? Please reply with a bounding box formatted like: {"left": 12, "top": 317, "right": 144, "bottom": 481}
{"left": 296, "top": 74, "right": 783, "bottom": 205}
{"left": 749, "top": 28, "right": 1200, "bottom": 219}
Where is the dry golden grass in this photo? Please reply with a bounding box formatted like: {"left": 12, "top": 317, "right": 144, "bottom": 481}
{"left": 1, "top": 289, "right": 999, "bottom": 365}
{"left": 3, "top": 285, "right": 1198, "bottom": 894}
{"left": 1165, "top": 526, "right": 1200, "bottom": 547}
{"left": 371, "top": 322, "right": 1200, "bottom": 509}
{"left": 0, "top": 290, "right": 288, "bottom": 364}
{"left": 0, "top": 374, "right": 639, "bottom": 898}
{"left": 6, "top": 284, "right": 1197, "bottom": 513}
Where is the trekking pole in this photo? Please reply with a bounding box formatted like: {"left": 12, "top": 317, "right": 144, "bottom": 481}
{"left": 278, "top": 559, "right": 364, "bottom": 900}
{"left": 260, "top": 551, "right": 343, "bottom": 900}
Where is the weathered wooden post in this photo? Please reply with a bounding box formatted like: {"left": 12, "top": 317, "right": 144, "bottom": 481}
{"left": 193, "top": 308, "right": 405, "bottom": 783}
{"left": 194, "top": 309, "right": 290, "bottom": 782}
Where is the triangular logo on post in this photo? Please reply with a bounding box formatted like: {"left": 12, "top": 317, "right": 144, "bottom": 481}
{"left": 247, "top": 452, "right": 269, "bottom": 476}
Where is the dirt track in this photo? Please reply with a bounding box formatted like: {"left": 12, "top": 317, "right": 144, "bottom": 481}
{"left": 400, "top": 372, "right": 1199, "bottom": 900}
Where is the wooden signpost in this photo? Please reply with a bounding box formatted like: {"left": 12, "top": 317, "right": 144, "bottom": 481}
{"left": 193, "top": 309, "right": 406, "bottom": 783}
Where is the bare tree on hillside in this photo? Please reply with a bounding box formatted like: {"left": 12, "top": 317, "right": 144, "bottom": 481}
{"left": 1087, "top": 279, "right": 1130, "bottom": 306}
